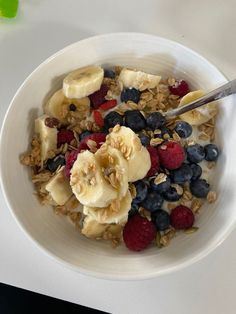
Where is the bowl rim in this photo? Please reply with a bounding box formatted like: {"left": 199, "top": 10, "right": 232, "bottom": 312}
{"left": 0, "top": 32, "right": 235, "bottom": 280}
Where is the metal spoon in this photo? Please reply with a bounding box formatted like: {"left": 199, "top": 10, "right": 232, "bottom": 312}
{"left": 165, "top": 78, "right": 236, "bottom": 119}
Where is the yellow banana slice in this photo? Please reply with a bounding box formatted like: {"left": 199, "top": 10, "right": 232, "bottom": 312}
{"left": 63, "top": 66, "right": 104, "bottom": 98}
{"left": 70, "top": 150, "right": 118, "bottom": 208}
{"left": 44, "top": 89, "right": 90, "bottom": 123}
{"left": 81, "top": 215, "right": 123, "bottom": 239}
{"left": 95, "top": 145, "right": 129, "bottom": 199}
{"left": 45, "top": 167, "right": 73, "bottom": 206}
{"left": 107, "top": 126, "right": 151, "bottom": 182}
{"left": 34, "top": 114, "right": 57, "bottom": 162}
{"left": 83, "top": 190, "right": 132, "bottom": 224}
{"left": 179, "top": 90, "right": 218, "bottom": 125}
{"left": 119, "top": 68, "right": 161, "bottom": 91}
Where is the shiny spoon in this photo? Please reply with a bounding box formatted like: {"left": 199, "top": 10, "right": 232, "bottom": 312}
{"left": 165, "top": 79, "right": 236, "bottom": 119}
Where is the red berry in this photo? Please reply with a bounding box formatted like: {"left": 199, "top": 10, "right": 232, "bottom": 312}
{"left": 64, "top": 149, "right": 80, "bottom": 178}
{"left": 45, "top": 117, "right": 59, "bottom": 128}
{"left": 157, "top": 141, "right": 185, "bottom": 170}
{"left": 78, "top": 133, "right": 106, "bottom": 151}
{"left": 170, "top": 205, "right": 194, "bottom": 229}
{"left": 123, "top": 214, "right": 156, "bottom": 251}
{"left": 99, "top": 99, "right": 117, "bottom": 110}
{"left": 93, "top": 110, "right": 104, "bottom": 127}
{"left": 57, "top": 129, "right": 74, "bottom": 147}
{"left": 169, "top": 80, "right": 190, "bottom": 97}
{"left": 146, "top": 146, "right": 160, "bottom": 177}
{"left": 89, "top": 84, "right": 109, "bottom": 109}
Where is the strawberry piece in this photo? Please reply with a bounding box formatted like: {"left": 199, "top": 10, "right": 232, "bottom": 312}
{"left": 64, "top": 149, "right": 80, "bottom": 178}
{"left": 170, "top": 205, "right": 194, "bottom": 229}
{"left": 93, "top": 110, "right": 104, "bottom": 127}
{"left": 146, "top": 146, "right": 160, "bottom": 177}
{"left": 157, "top": 141, "right": 185, "bottom": 170}
{"left": 169, "top": 80, "right": 190, "bottom": 97}
{"left": 89, "top": 84, "right": 109, "bottom": 109}
{"left": 123, "top": 214, "right": 156, "bottom": 251}
{"left": 99, "top": 99, "right": 117, "bottom": 110}
{"left": 57, "top": 129, "right": 74, "bottom": 148}
{"left": 78, "top": 133, "right": 106, "bottom": 151}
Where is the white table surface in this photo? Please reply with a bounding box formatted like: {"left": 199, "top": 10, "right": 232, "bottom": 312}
{"left": 0, "top": 1, "right": 236, "bottom": 313}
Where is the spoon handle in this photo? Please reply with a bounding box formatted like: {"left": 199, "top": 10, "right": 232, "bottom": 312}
{"left": 165, "top": 78, "right": 236, "bottom": 118}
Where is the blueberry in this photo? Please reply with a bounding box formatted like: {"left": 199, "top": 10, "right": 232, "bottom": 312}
{"left": 163, "top": 186, "right": 182, "bottom": 202}
{"left": 46, "top": 155, "right": 65, "bottom": 172}
{"left": 128, "top": 201, "right": 139, "bottom": 218}
{"left": 139, "top": 134, "right": 150, "bottom": 147}
{"left": 79, "top": 130, "right": 92, "bottom": 141}
{"left": 150, "top": 175, "right": 171, "bottom": 193}
{"left": 124, "top": 110, "right": 146, "bottom": 132}
{"left": 104, "top": 111, "right": 123, "bottom": 129}
{"left": 174, "top": 121, "right": 192, "bottom": 138}
{"left": 152, "top": 209, "right": 170, "bottom": 231}
{"left": 190, "top": 179, "right": 210, "bottom": 198}
{"left": 186, "top": 144, "right": 205, "bottom": 163}
{"left": 133, "top": 180, "right": 148, "bottom": 203}
{"left": 204, "top": 144, "right": 220, "bottom": 161}
{"left": 170, "top": 163, "right": 193, "bottom": 184}
{"left": 69, "top": 103, "right": 77, "bottom": 111}
{"left": 141, "top": 191, "right": 164, "bottom": 212}
{"left": 121, "top": 88, "right": 141, "bottom": 103}
{"left": 104, "top": 69, "right": 116, "bottom": 79}
{"left": 146, "top": 112, "right": 166, "bottom": 130}
{"left": 189, "top": 163, "right": 202, "bottom": 180}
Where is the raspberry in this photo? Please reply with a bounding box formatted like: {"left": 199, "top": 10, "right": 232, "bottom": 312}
{"left": 146, "top": 146, "right": 160, "bottom": 177}
{"left": 57, "top": 129, "right": 74, "bottom": 147}
{"left": 99, "top": 99, "right": 117, "bottom": 110}
{"left": 93, "top": 110, "right": 104, "bottom": 127}
{"left": 89, "top": 84, "right": 109, "bottom": 109}
{"left": 64, "top": 149, "right": 80, "bottom": 178}
{"left": 123, "top": 214, "right": 156, "bottom": 251}
{"left": 78, "top": 133, "right": 106, "bottom": 151}
{"left": 170, "top": 205, "right": 194, "bottom": 229}
{"left": 169, "top": 80, "right": 190, "bottom": 97}
{"left": 157, "top": 141, "right": 185, "bottom": 170}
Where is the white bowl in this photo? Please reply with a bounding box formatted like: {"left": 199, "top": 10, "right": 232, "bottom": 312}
{"left": 1, "top": 33, "right": 236, "bottom": 280}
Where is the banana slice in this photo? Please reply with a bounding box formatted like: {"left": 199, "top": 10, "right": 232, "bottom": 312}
{"left": 35, "top": 114, "right": 57, "bottom": 162}
{"left": 118, "top": 68, "right": 161, "bottom": 91}
{"left": 45, "top": 167, "right": 73, "bottom": 205}
{"left": 63, "top": 66, "right": 104, "bottom": 99}
{"left": 70, "top": 150, "right": 118, "bottom": 208}
{"left": 95, "top": 145, "right": 129, "bottom": 199}
{"left": 84, "top": 190, "right": 132, "bottom": 224}
{"left": 81, "top": 215, "right": 123, "bottom": 239}
{"left": 179, "top": 90, "right": 218, "bottom": 125}
{"left": 107, "top": 126, "right": 151, "bottom": 182}
{"left": 44, "top": 89, "right": 90, "bottom": 123}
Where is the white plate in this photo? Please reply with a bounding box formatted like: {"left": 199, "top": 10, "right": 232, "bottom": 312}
{"left": 1, "top": 33, "right": 236, "bottom": 280}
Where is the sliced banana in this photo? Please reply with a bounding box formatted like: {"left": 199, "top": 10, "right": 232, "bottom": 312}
{"left": 70, "top": 150, "right": 118, "bottom": 208}
{"left": 118, "top": 68, "right": 161, "bottom": 91}
{"left": 179, "top": 90, "right": 218, "bottom": 125}
{"left": 81, "top": 215, "right": 123, "bottom": 239}
{"left": 45, "top": 166, "right": 73, "bottom": 206}
{"left": 84, "top": 190, "right": 132, "bottom": 224}
{"left": 44, "top": 89, "right": 90, "bottom": 123}
{"left": 63, "top": 66, "right": 104, "bottom": 99}
{"left": 95, "top": 145, "right": 128, "bottom": 199}
{"left": 35, "top": 114, "right": 57, "bottom": 162}
{"left": 107, "top": 126, "right": 151, "bottom": 182}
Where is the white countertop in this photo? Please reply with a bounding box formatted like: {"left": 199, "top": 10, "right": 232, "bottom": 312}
{"left": 0, "top": 1, "right": 236, "bottom": 313}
